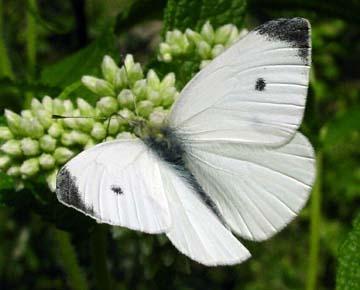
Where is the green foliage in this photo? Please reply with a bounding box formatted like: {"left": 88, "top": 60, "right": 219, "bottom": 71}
{"left": 163, "top": 0, "right": 247, "bottom": 32}
{"left": 337, "top": 213, "right": 360, "bottom": 290}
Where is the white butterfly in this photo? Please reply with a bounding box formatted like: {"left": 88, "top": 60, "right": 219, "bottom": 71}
{"left": 56, "top": 18, "right": 315, "bottom": 266}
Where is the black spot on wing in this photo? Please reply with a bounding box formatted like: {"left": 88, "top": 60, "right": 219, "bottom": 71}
{"left": 255, "top": 78, "right": 266, "bottom": 91}
{"left": 255, "top": 18, "right": 310, "bottom": 63}
{"left": 56, "top": 166, "right": 94, "bottom": 215}
{"left": 111, "top": 185, "right": 123, "bottom": 195}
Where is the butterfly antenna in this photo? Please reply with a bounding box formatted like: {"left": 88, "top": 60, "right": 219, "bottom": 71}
{"left": 52, "top": 115, "right": 107, "bottom": 120}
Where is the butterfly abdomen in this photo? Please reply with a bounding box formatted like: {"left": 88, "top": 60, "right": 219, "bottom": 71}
{"left": 144, "top": 126, "right": 226, "bottom": 225}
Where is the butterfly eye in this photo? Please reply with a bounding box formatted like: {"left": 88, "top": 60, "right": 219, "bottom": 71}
{"left": 255, "top": 78, "right": 266, "bottom": 91}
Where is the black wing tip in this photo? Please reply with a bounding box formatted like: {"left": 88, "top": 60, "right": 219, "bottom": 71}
{"left": 56, "top": 166, "right": 94, "bottom": 215}
{"left": 255, "top": 18, "right": 310, "bottom": 62}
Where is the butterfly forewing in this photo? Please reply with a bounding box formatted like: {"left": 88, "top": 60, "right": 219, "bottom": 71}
{"left": 56, "top": 139, "right": 171, "bottom": 233}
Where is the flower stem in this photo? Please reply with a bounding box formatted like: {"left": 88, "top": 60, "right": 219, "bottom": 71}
{"left": 306, "top": 150, "right": 322, "bottom": 290}
{"left": 0, "top": 0, "right": 14, "bottom": 79}
{"left": 53, "top": 228, "right": 90, "bottom": 290}
{"left": 25, "top": 0, "right": 38, "bottom": 108}
{"left": 90, "top": 224, "right": 112, "bottom": 290}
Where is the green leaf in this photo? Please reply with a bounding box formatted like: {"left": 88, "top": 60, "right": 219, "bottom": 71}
{"left": 163, "top": 0, "right": 247, "bottom": 33}
{"left": 321, "top": 107, "right": 360, "bottom": 150}
{"left": 40, "top": 30, "right": 118, "bottom": 90}
{"left": 337, "top": 213, "right": 360, "bottom": 290}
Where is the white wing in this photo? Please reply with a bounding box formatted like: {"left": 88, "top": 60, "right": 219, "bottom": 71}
{"left": 184, "top": 133, "right": 315, "bottom": 241}
{"left": 159, "top": 163, "right": 250, "bottom": 266}
{"left": 56, "top": 139, "right": 171, "bottom": 234}
{"left": 169, "top": 18, "right": 311, "bottom": 146}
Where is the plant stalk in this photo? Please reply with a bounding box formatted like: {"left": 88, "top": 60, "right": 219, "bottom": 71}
{"left": 306, "top": 151, "right": 323, "bottom": 290}
{"left": 0, "top": 0, "right": 14, "bottom": 79}
{"left": 90, "top": 224, "right": 112, "bottom": 290}
{"left": 53, "top": 228, "right": 90, "bottom": 290}
{"left": 25, "top": 0, "right": 38, "bottom": 108}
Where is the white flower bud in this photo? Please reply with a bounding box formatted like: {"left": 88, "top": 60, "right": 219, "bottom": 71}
{"left": 128, "top": 63, "right": 144, "bottom": 85}
{"left": 20, "top": 138, "right": 40, "bottom": 156}
{"left": 7, "top": 165, "right": 20, "bottom": 177}
{"left": 185, "top": 29, "right": 202, "bottom": 44}
{"left": 159, "top": 53, "right": 172, "bottom": 62}
{"left": 70, "top": 130, "right": 90, "bottom": 145}
{"left": 53, "top": 99, "right": 65, "bottom": 115}
{"left": 82, "top": 76, "right": 115, "bottom": 96}
{"left": 76, "top": 118, "right": 94, "bottom": 133}
{"left": 20, "top": 117, "right": 44, "bottom": 138}
{"left": 77, "top": 98, "right": 95, "bottom": 116}
{"left": 147, "top": 70, "right": 160, "bottom": 89}
{"left": 14, "top": 180, "right": 24, "bottom": 191}
{"left": 238, "top": 28, "right": 248, "bottom": 39}
{"left": 214, "top": 24, "right": 233, "bottom": 44}
{"left": 197, "top": 41, "right": 212, "bottom": 59}
{"left": 39, "top": 135, "right": 57, "bottom": 152}
{"left": 226, "top": 26, "right": 239, "bottom": 46}
{"left": 211, "top": 44, "right": 225, "bottom": 58}
{"left": 84, "top": 138, "right": 96, "bottom": 150}
{"left": 201, "top": 21, "right": 215, "bottom": 44}
{"left": 102, "top": 55, "right": 118, "bottom": 84}
{"left": 20, "top": 158, "right": 39, "bottom": 177}
{"left": 42, "top": 96, "right": 53, "bottom": 112}
{"left": 46, "top": 168, "right": 58, "bottom": 192}
{"left": 21, "top": 110, "right": 34, "bottom": 118}
{"left": 61, "top": 132, "right": 75, "bottom": 146}
{"left": 147, "top": 89, "right": 162, "bottom": 106}
{"left": 63, "top": 100, "right": 74, "bottom": 112}
{"left": 200, "top": 60, "right": 211, "bottom": 69}
{"left": 132, "top": 79, "right": 147, "bottom": 100}
{"left": 91, "top": 122, "right": 107, "bottom": 140}
{"left": 117, "top": 89, "right": 135, "bottom": 109}
{"left": 104, "top": 136, "right": 115, "bottom": 142}
{"left": 39, "top": 153, "right": 56, "bottom": 170}
{"left": 114, "top": 67, "right": 128, "bottom": 92}
{"left": 31, "top": 98, "right": 43, "bottom": 111}
{"left": 54, "top": 147, "right": 75, "bottom": 164}
{"left": 0, "top": 127, "right": 14, "bottom": 140}
{"left": 117, "top": 108, "right": 134, "bottom": 125}
{"left": 96, "top": 97, "right": 118, "bottom": 117}
{"left": 0, "top": 155, "right": 11, "bottom": 169}
{"left": 34, "top": 109, "right": 53, "bottom": 128}
{"left": 149, "top": 107, "right": 168, "bottom": 127}
{"left": 161, "top": 73, "right": 176, "bottom": 89}
{"left": 104, "top": 118, "right": 120, "bottom": 135}
{"left": 4, "top": 109, "right": 22, "bottom": 136}
{"left": 1, "top": 140, "right": 22, "bottom": 156}
{"left": 48, "top": 123, "right": 63, "bottom": 138}
{"left": 137, "top": 100, "right": 154, "bottom": 118}
{"left": 161, "top": 87, "right": 177, "bottom": 107}
{"left": 116, "top": 132, "right": 135, "bottom": 139}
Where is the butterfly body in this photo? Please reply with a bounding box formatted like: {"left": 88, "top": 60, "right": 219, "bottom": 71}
{"left": 56, "top": 18, "right": 315, "bottom": 266}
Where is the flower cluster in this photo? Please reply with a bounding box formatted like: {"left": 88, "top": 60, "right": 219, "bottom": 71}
{"left": 0, "top": 55, "right": 178, "bottom": 191}
{"left": 158, "top": 21, "right": 248, "bottom": 68}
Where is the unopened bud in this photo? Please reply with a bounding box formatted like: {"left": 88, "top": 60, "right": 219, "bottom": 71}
{"left": 114, "top": 67, "right": 128, "bottom": 92}
{"left": 39, "top": 135, "right": 57, "bottom": 152}
{"left": 48, "top": 123, "right": 63, "bottom": 138}
{"left": 102, "top": 55, "right": 118, "bottom": 84}
{"left": 7, "top": 165, "right": 20, "bottom": 177}
{"left": 4, "top": 109, "right": 22, "bottom": 136}
{"left": 46, "top": 168, "right": 58, "bottom": 192}
{"left": 147, "top": 70, "right": 160, "bottom": 89}
{"left": 96, "top": 97, "right": 118, "bottom": 117}
{"left": 63, "top": 100, "right": 74, "bottom": 112}
{"left": 201, "top": 21, "right": 215, "bottom": 44}
{"left": 91, "top": 122, "right": 107, "bottom": 140}
{"left": 137, "top": 100, "right": 154, "bottom": 118}
{"left": 34, "top": 109, "right": 52, "bottom": 128}
{"left": 82, "top": 76, "right": 115, "bottom": 96}
{"left": 214, "top": 24, "right": 233, "bottom": 44}
{"left": 20, "top": 138, "right": 40, "bottom": 156}
{"left": 104, "top": 118, "right": 120, "bottom": 135}
{"left": 84, "top": 138, "right": 96, "bottom": 150}
{"left": 31, "top": 98, "right": 43, "bottom": 111}
{"left": 20, "top": 158, "right": 39, "bottom": 177}
{"left": 0, "top": 127, "right": 14, "bottom": 140}
{"left": 211, "top": 44, "right": 225, "bottom": 58}
{"left": 0, "top": 155, "right": 11, "bottom": 169}
{"left": 21, "top": 117, "right": 44, "bottom": 138}
{"left": 39, "top": 153, "right": 56, "bottom": 170}
{"left": 53, "top": 99, "right": 65, "bottom": 115}
{"left": 42, "top": 96, "right": 53, "bottom": 112}
{"left": 147, "top": 89, "right": 162, "bottom": 106}
{"left": 185, "top": 29, "right": 202, "bottom": 44}
{"left": 70, "top": 130, "right": 90, "bottom": 145}
{"left": 197, "top": 41, "right": 212, "bottom": 59}
{"left": 21, "top": 110, "right": 33, "bottom": 118}
{"left": 54, "top": 147, "right": 75, "bottom": 164}
{"left": 1, "top": 140, "right": 22, "bottom": 156}
{"left": 132, "top": 79, "right": 147, "bottom": 100}
{"left": 149, "top": 107, "right": 168, "bottom": 127}
{"left": 116, "top": 132, "right": 134, "bottom": 139}
{"left": 117, "top": 89, "right": 135, "bottom": 109}
{"left": 77, "top": 98, "right": 95, "bottom": 116}
{"left": 161, "top": 87, "right": 177, "bottom": 107}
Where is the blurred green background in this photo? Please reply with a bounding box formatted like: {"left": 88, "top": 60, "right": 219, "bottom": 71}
{"left": 0, "top": 0, "right": 359, "bottom": 290}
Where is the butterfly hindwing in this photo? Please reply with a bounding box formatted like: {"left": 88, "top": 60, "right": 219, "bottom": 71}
{"left": 56, "top": 139, "right": 171, "bottom": 234}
